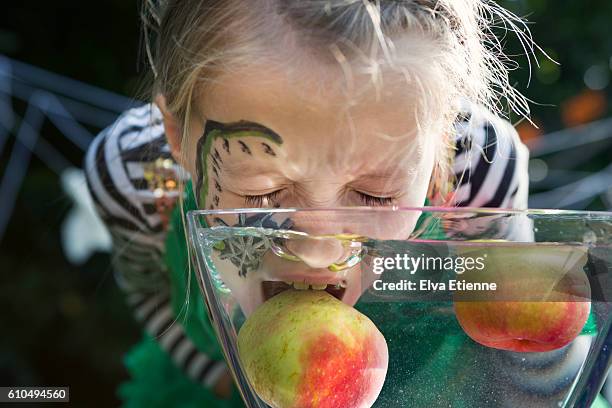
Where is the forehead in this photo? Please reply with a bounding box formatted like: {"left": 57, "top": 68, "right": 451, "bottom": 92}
{"left": 199, "top": 55, "right": 421, "bottom": 125}
{"left": 196, "top": 56, "right": 433, "bottom": 177}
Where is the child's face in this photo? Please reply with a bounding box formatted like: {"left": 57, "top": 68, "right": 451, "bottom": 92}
{"left": 173, "top": 58, "right": 442, "bottom": 313}
{"left": 182, "top": 60, "right": 438, "bottom": 212}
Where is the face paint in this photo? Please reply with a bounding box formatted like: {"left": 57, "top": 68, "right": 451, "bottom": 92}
{"left": 238, "top": 140, "right": 252, "bottom": 155}
{"left": 194, "top": 120, "right": 283, "bottom": 210}
{"left": 261, "top": 142, "right": 276, "bottom": 157}
{"left": 213, "top": 148, "right": 223, "bottom": 163}
{"left": 213, "top": 213, "right": 294, "bottom": 277}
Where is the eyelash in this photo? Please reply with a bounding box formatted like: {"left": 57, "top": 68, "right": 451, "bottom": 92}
{"left": 356, "top": 192, "right": 395, "bottom": 206}
{"left": 244, "top": 190, "right": 283, "bottom": 207}
{"left": 243, "top": 190, "right": 395, "bottom": 207}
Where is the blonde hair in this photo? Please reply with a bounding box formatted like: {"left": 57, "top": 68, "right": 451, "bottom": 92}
{"left": 141, "top": 0, "right": 535, "bottom": 203}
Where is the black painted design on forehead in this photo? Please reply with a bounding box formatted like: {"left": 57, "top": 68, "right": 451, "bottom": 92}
{"left": 195, "top": 119, "right": 284, "bottom": 208}
{"left": 261, "top": 142, "right": 276, "bottom": 157}
{"left": 213, "top": 195, "right": 220, "bottom": 206}
{"left": 205, "top": 120, "right": 283, "bottom": 141}
{"left": 238, "top": 140, "right": 252, "bottom": 155}
{"left": 214, "top": 180, "right": 222, "bottom": 193}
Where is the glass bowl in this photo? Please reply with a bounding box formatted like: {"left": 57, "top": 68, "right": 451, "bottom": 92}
{"left": 187, "top": 207, "right": 612, "bottom": 408}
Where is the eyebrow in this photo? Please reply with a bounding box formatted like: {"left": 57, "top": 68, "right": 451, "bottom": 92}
{"left": 205, "top": 120, "right": 282, "bottom": 143}
{"left": 356, "top": 170, "right": 416, "bottom": 182}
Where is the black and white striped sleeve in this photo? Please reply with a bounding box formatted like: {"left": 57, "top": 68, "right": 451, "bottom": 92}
{"left": 451, "top": 105, "right": 530, "bottom": 210}
{"left": 83, "top": 103, "right": 227, "bottom": 389}
{"left": 448, "top": 104, "right": 533, "bottom": 242}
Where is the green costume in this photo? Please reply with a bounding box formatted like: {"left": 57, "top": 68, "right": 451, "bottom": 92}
{"left": 118, "top": 183, "right": 244, "bottom": 408}
{"left": 118, "top": 182, "right": 606, "bottom": 408}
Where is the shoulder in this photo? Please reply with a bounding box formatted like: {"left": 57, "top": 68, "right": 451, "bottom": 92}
{"left": 451, "top": 102, "right": 530, "bottom": 209}
{"left": 85, "top": 103, "right": 168, "bottom": 175}
{"left": 83, "top": 103, "right": 188, "bottom": 236}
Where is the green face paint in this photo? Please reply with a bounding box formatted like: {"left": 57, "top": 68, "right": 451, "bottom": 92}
{"left": 195, "top": 120, "right": 283, "bottom": 209}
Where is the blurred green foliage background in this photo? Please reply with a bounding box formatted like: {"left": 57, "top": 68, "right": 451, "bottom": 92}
{"left": 0, "top": 1, "right": 611, "bottom": 406}
{"left": 498, "top": 0, "right": 612, "bottom": 128}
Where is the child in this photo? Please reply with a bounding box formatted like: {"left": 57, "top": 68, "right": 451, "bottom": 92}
{"left": 82, "top": 0, "right": 566, "bottom": 406}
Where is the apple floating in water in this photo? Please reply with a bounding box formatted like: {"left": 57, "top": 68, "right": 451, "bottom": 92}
{"left": 453, "top": 243, "right": 591, "bottom": 352}
{"left": 238, "top": 289, "right": 388, "bottom": 408}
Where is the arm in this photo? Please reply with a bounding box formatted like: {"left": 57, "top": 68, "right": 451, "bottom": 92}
{"left": 450, "top": 106, "right": 597, "bottom": 404}
{"left": 83, "top": 104, "right": 230, "bottom": 395}
{"left": 450, "top": 104, "right": 532, "bottom": 241}
{"left": 452, "top": 105, "right": 530, "bottom": 210}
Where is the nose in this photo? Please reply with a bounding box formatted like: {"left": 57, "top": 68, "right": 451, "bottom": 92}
{"left": 280, "top": 211, "right": 362, "bottom": 270}
{"left": 284, "top": 237, "right": 346, "bottom": 269}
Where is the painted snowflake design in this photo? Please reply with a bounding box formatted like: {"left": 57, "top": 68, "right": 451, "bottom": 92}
{"left": 212, "top": 213, "right": 294, "bottom": 277}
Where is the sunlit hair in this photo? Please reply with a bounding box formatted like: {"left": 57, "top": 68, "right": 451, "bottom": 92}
{"left": 141, "top": 0, "right": 535, "bottom": 205}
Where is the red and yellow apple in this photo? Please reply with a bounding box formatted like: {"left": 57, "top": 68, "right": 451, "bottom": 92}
{"left": 453, "top": 243, "right": 591, "bottom": 352}
{"left": 237, "top": 289, "right": 388, "bottom": 408}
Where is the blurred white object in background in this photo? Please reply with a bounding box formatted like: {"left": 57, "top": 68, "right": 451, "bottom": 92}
{"left": 60, "top": 167, "right": 111, "bottom": 264}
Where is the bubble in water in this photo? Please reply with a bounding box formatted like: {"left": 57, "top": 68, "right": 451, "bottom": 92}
{"left": 583, "top": 231, "right": 597, "bottom": 245}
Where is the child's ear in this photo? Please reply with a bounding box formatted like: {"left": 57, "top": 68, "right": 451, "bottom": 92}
{"left": 155, "top": 94, "right": 182, "bottom": 163}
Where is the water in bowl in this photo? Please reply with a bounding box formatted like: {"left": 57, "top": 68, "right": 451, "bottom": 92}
{"left": 193, "top": 224, "right": 611, "bottom": 408}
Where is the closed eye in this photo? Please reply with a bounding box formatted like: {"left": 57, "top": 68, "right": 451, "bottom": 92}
{"left": 244, "top": 190, "right": 284, "bottom": 207}
{"left": 244, "top": 189, "right": 395, "bottom": 207}
{"left": 355, "top": 191, "right": 395, "bottom": 206}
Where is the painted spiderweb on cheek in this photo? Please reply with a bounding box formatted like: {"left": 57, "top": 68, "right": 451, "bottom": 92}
{"left": 209, "top": 213, "right": 295, "bottom": 277}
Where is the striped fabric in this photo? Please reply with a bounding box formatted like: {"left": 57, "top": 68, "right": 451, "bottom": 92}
{"left": 83, "top": 102, "right": 530, "bottom": 390}
{"left": 84, "top": 104, "right": 226, "bottom": 389}
{"left": 452, "top": 103, "right": 530, "bottom": 210}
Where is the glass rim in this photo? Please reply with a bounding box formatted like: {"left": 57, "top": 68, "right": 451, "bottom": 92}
{"left": 187, "top": 206, "right": 612, "bottom": 217}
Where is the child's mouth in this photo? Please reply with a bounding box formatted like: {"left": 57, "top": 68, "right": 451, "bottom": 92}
{"left": 261, "top": 280, "right": 347, "bottom": 302}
